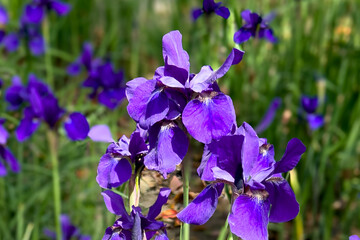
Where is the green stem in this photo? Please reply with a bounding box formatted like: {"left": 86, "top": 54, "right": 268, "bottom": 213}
{"left": 43, "top": 17, "right": 54, "bottom": 88}
{"left": 47, "top": 130, "right": 62, "bottom": 240}
{"left": 182, "top": 156, "right": 191, "bottom": 240}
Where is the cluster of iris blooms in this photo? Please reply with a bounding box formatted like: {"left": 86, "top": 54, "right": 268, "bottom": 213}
{"left": 0, "top": 0, "right": 70, "bottom": 56}
{"left": 0, "top": 0, "right": 339, "bottom": 239}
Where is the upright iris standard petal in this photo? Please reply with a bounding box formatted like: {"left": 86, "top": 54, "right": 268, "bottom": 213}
{"left": 88, "top": 125, "right": 113, "bottom": 142}
{"left": 214, "top": 6, "right": 230, "bottom": 19}
{"left": 96, "top": 154, "right": 132, "bottom": 189}
{"left": 147, "top": 188, "right": 171, "bottom": 220}
{"left": 144, "top": 122, "right": 188, "bottom": 178}
{"left": 177, "top": 183, "right": 223, "bottom": 225}
{"left": 255, "top": 97, "right": 282, "bottom": 134}
{"left": 228, "top": 195, "right": 270, "bottom": 240}
{"left": 183, "top": 93, "right": 236, "bottom": 144}
{"left": 64, "top": 112, "right": 90, "bottom": 141}
{"left": 274, "top": 138, "right": 306, "bottom": 174}
{"left": 264, "top": 178, "right": 299, "bottom": 222}
{"left": 162, "top": 30, "right": 189, "bottom": 74}
{"left": 23, "top": 5, "right": 44, "bottom": 23}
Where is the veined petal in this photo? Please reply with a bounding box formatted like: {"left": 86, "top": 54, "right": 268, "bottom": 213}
{"left": 143, "top": 90, "right": 169, "bottom": 128}
{"left": 126, "top": 77, "right": 148, "bottom": 101}
{"left": 144, "top": 123, "right": 188, "bottom": 178}
{"left": 229, "top": 195, "right": 270, "bottom": 240}
{"left": 101, "top": 190, "right": 130, "bottom": 221}
{"left": 88, "top": 125, "right": 113, "bottom": 142}
{"left": 183, "top": 93, "right": 236, "bottom": 144}
{"left": 96, "top": 154, "right": 132, "bottom": 189}
{"left": 274, "top": 138, "right": 306, "bottom": 174}
{"left": 177, "top": 183, "right": 223, "bottom": 225}
{"left": 264, "top": 178, "right": 299, "bottom": 222}
{"left": 162, "top": 30, "right": 190, "bottom": 75}
{"left": 64, "top": 112, "right": 90, "bottom": 141}
{"left": 147, "top": 188, "right": 171, "bottom": 220}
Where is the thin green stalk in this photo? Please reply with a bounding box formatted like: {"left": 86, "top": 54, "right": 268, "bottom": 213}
{"left": 181, "top": 156, "right": 191, "bottom": 240}
{"left": 43, "top": 17, "right": 54, "bottom": 88}
{"left": 47, "top": 130, "right": 62, "bottom": 240}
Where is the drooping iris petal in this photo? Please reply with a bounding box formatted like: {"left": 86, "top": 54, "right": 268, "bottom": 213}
{"left": 214, "top": 6, "right": 230, "bottom": 19}
{"left": 211, "top": 166, "right": 235, "bottom": 183}
{"left": 183, "top": 93, "right": 236, "bottom": 144}
{"left": 64, "top": 112, "right": 90, "bottom": 141}
{"left": 0, "top": 5, "right": 8, "bottom": 24}
{"left": 3, "top": 33, "right": 20, "bottom": 52}
{"left": 143, "top": 90, "right": 169, "bottom": 128}
{"left": 274, "top": 138, "right": 306, "bottom": 174}
{"left": 23, "top": 5, "right": 44, "bottom": 24}
{"left": 101, "top": 190, "right": 130, "bottom": 220}
{"left": 1, "top": 147, "right": 20, "bottom": 173}
{"left": 197, "top": 145, "right": 218, "bottom": 181}
{"left": 144, "top": 123, "right": 188, "bottom": 178}
{"left": 177, "top": 183, "right": 223, "bottom": 225}
{"left": 0, "top": 123, "right": 9, "bottom": 145}
{"left": 88, "top": 125, "right": 113, "bottom": 142}
{"left": 147, "top": 188, "right": 171, "bottom": 220}
{"left": 162, "top": 30, "right": 190, "bottom": 74}
{"left": 234, "top": 28, "right": 252, "bottom": 44}
{"left": 96, "top": 154, "right": 132, "bottom": 189}
{"left": 98, "top": 88, "right": 125, "bottom": 110}
{"left": 127, "top": 80, "right": 156, "bottom": 123}
{"left": 67, "top": 61, "right": 82, "bottom": 76}
{"left": 255, "top": 97, "right": 282, "bottom": 134}
{"left": 16, "top": 116, "right": 40, "bottom": 142}
{"left": 307, "top": 114, "right": 324, "bottom": 130}
{"left": 259, "top": 28, "right": 277, "bottom": 43}
{"left": 29, "top": 35, "right": 45, "bottom": 55}
{"left": 228, "top": 195, "right": 270, "bottom": 240}
{"left": 350, "top": 236, "right": 360, "bottom": 240}
{"left": 264, "top": 178, "right": 299, "bottom": 222}
{"left": 192, "top": 8, "right": 203, "bottom": 20}
{"left": 49, "top": 0, "right": 71, "bottom": 16}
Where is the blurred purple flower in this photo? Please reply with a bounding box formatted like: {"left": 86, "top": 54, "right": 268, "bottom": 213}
{"left": 23, "top": 0, "right": 71, "bottom": 24}
{"left": 96, "top": 129, "right": 148, "bottom": 189}
{"left": 88, "top": 124, "right": 114, "bottom": 142}
{"left": 301, "top": 95, "right": 324, "bottom": 130}
{"left": 0, "top": 5, "right": 9, "bottom": 25}
{"left": 3, "top": 33, "right": 20, "bottom": 52}
{"left": 101, "top": 188, "right": 170, "bottom": 240}
{"left": 234, "top": 10, "right": 277, "bottom": 44}
{"left": 44, "top": 214, "right": 91, "bottom": 240}
{"left": 350, "top": 236, "right": 360, "bottom": 240}
{"left": 192, "top": 0, "right": 230, "bottom": 21}
{"left": 178, "top": 122, "right": 306, "bottom": 239}
{"left": 255, "top": 97, "right": 282, "bottom": 134}
{"left": 0, "top": 119, "right": 21, "bottom": 176}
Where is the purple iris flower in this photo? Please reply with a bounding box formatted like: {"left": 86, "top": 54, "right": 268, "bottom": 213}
{"left": 96, "top": 129, "right": 148, "bottom": 189}
{"left": 44, "top": 214, "right": 91, "bottom": 240}
{"left": 0, "top": 5, "right": 9, "bottom": 25}
{"left": 5, "top": 74, "right": 89, "bottom": 141}
{"left": 126, "top": 30, "right": 243, "bottom": 177}
{"left": 301, "top": 95, "right": 324, "bottom": 130}
{"left": 234, "top": 10, "right": 277, "bottom": 44}
{"left": 2, "top": 33, "right": 20, "bottom": 52}
{"left": 178, "top": 122, "right": 306, "bottom": 240}
{"left": 0, "top": 119, "right": 21, "bottom": 177}
{"left": 192, "top": 0, "right": 230, "bottom": 21}
{"left": 101, "top": 188, "right": 170, "bottom": 240}
{"left": 23, "top": 0, "right": 71, "bottom": 24}
{"left": 255, "top": 97, "right": 281, "bottom": 134}
{"left": 350, "top": 236, "right": 360, "bottom": 240}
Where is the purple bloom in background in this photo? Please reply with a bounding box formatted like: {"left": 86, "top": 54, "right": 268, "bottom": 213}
{"left": 0, "top": 5, "right": 9, "bottom": 25}
{"left": 3, "top": 33, "right": 20, "bottom": 52}
{"left": 101, "top": 188, "right": 170, "bottom": 240}
{"left": 5, "top": 74, "right": 89, "bottom": 141}
{"left": 178, "top": 122, "right": 306, "bottom": 239}
{"left": 44, "top": 214, "right": 91, "bottom": 240}
{"left": 96, "top": 129, "right": 148, "bottom": 189}
{"left": 88, "top": 124, "right": 114, "bottom": 143}
{"left": 255, "top": 97, "right": 282, "bottom": 134}
{"left": 234, "top": 10, "right": 277, "bottom": 44}
{"left": 126, "top": 30, "right": 243, "bottom": 177}
{"left": 0, "top": 119, "right": 21, "bottom": 176}
{"left": 23, "top": 0, "right": 71, "bottom": 24}
{"left": 192, "top": 0, "right": 230, "bottom": 21}
{"left": 350, "top": 236, "right": 360, "bottom": 240}
{"left": 300, "top": 95, "right": 324, "bottom": 130}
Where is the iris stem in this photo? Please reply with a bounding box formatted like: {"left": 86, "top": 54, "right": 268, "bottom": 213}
{"left": 47, "top": 130, "right": 62, "bottom": 240}
{"left": 43, "top": 17, "right": 54, "bottom": 88}
{"left": 182, "top": 156, "right": 191, "bottom": 240}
